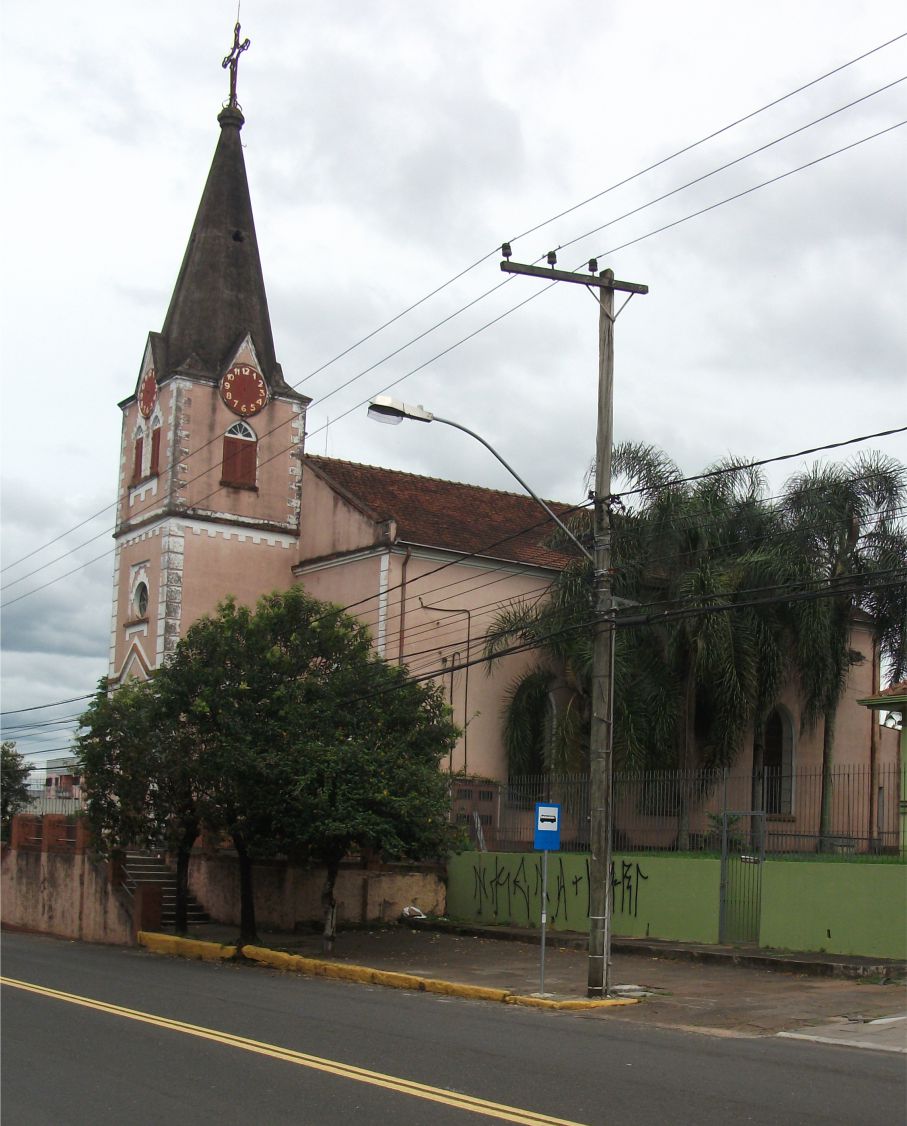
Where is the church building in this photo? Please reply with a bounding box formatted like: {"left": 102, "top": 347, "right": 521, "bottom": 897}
{"left": 107, "top": 37, "right": 897, "bottom": 845}
{"left": 107, "top": 46, "right": 566, "bottom": 785}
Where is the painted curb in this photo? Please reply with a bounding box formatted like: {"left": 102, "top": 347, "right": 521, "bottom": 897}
{"left": 137, "top": 933, "right": 640, "bottom": 1010}
{"left": 138, "top": 932, "right": 236, "bottom": 962}
{"left": 506, "top": 995, "right": 639, "bottom": 1011}
{"left": 241, "top": 945, "right": 511, "bottom": 1002}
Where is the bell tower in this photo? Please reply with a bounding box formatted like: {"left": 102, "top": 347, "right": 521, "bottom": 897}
{"left": 108, "top": 28, "right": 310, "bottom": 684}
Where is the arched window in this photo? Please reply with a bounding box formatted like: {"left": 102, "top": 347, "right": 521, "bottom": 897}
{"left": 764, "top": 706, "right": 794, "bottom": 815}
{"left": 221, "top": 420, "right": 257, "bottom": 489}
{"left": 131, "top": 426, "right": 145, "bottom": 486}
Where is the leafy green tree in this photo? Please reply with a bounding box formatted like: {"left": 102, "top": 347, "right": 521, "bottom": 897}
{"left": 1, "top": 741, "right": 31, "bottom": 839}
{"left": 160, "top": 587, "right": 459, "bottom": 950}
{"left": 78, "top": 677, "right": 202, "bottom": 934}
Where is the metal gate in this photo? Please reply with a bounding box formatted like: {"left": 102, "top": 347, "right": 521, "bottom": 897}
{"left": 718, "top": 810, "right": 765, "bottom": 944}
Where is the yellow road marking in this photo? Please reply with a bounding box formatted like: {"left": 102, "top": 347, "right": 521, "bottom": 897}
{"left": 1, "top": 976, "right": 586, "bottom": 1125}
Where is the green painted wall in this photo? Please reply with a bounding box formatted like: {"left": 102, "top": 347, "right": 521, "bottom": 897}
{"left": 760, "top": 861, "right": 907, "bottom": 959}
{"left": 446, "top": 852, "right": 720, "bottom": 944}
{"left": 446, "top": 852, "right": 906, "bottom": 957}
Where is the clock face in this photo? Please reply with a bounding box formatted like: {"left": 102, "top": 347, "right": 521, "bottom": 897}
{"left": 221, "top": 363, "right": 268, "bottom": 417}
{"left": 138, "top": 369, "right": 158, "bottom": 417}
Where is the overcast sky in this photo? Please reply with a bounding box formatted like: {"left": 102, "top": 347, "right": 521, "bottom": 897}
{"left": 2, "top": 2, "right": 905, "bottom": 773}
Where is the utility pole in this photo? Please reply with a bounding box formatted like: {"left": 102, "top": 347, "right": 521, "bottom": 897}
{"left": 501, "top": 252, "right": 647, "bottom": 997}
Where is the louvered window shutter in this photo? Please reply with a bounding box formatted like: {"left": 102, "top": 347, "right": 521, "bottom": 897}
{"left": 131, "top": 436, "right": 144, "bottom": 485}
{"left": 150, "top": 427, "right": 162, "bottom": 476}
{"left": 222, "top": 435, "right": 257, "bottom": 488}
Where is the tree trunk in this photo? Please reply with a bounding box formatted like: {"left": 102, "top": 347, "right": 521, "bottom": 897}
{"left": 233, "top": 831, "right": 258, "bottom": 946}
{"left": 677, "top": 661, "right": 698, "bottom": 851}
{"left": 750, "top": 721, "right": 766, "bottom": 853}
{"left": 321, "top": 856, "right": 340, "bottom": 955}
{"left": 869, "top": 635, "right": 880, "bottom": 850}
{"left": 174, "top": 819, "right": 199, "bottom": 936}
{"left": 818, "top": 709, "right": 836, "bottom": 851}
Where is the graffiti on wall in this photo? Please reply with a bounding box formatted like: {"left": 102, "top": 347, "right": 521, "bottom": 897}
{"left": 470, "top": 855, "right": 648, "bottom": 927}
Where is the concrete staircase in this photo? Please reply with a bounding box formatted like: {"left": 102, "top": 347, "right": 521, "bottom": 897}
{"left": 123, "top": 850, "right": 212, "bottom": 929}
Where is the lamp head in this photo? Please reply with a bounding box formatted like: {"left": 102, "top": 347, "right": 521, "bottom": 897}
{"left": 367, "top": 396, "right": 404, "bottom": 425}
{"left": 367, "top": 395, "right": 434, "bottom": 425}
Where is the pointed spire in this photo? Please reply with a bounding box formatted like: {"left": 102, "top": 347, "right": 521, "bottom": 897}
{"left": 160, "top": 104, "right": 292, "bottom": 394}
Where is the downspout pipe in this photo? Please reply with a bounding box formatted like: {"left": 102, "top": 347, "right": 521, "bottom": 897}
{"left": 420, "top": 598, "right": 471, "bottom": 775}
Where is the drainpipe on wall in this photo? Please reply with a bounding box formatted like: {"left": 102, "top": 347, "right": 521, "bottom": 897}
{"left": 419, "top": 598, "right": 471, "bottom": 776}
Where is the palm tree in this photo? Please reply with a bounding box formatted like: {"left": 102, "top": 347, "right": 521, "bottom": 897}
{"left": 779, "top": 452, "right": 907, "bottom": 847}
{"left": 487, "top": 442, "right": 788, "bottom": 847}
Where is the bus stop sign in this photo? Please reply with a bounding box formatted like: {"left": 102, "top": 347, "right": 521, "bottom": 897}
{"left": 533, "top": 803, "right": 561, "bottom": 851}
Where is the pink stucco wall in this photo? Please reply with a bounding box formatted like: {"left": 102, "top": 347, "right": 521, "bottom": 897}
{"left": 1, "top": 822, "right": 135, "bottom": 946}
{"left": 188, "top": 854, "right": 445, "bottom": 930}
{"left": 297, "top": 542, "right": 555, "bottom": 781}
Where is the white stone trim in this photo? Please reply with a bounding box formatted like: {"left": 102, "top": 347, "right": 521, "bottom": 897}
{"left": 128, "top": 477, "right": 159, "bottom": 506}
{"left": 376, "top": 550, "right": 390, "bottom": 657}
{"left": 108, "top": 543, "right": 123, "bottom": 678}
{"left": 157, "top": 522, "right": 185, "bottom": 666}
{"left": 116, "top": 515, "right": 299, "bottom": 551}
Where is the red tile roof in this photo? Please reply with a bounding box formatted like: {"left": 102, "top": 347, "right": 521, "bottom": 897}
{"left": 304, "top": 456, "right": 580, "bottom": 569}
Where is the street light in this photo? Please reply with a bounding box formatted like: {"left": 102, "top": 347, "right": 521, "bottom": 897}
{"left": 368, "top": 394, "right": 620, "bottom": 994}
{"left": 367, "top": 396, "right": 592, "bottom": 562}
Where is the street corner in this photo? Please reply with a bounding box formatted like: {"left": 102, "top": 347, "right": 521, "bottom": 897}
{"left": 778, "top": 1013, "right": 907, "bottom": 1054}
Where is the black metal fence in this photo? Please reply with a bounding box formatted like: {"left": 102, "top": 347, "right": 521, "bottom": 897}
{"left": 450, "top": 764, "right": 904, "bottom": 856}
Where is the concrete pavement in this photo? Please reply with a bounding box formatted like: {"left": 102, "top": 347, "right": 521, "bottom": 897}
{"left": 143, "top": 919, "right": 907, "bottom": 1051}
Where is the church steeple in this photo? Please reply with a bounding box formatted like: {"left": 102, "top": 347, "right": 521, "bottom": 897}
{"left": 160, "top": 94, "right": 292, "bottom": 394}
{"left": 110, "top": 24, "right": 308, "bottom": 689}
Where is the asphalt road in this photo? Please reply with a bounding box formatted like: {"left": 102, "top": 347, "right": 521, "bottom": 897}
{"left": 2, "top": 931, "right": 903, "bottom": 1125}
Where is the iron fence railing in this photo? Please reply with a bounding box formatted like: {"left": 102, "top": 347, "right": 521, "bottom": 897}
{"left": 450, "top": 764, "right": 904, "bottom": 856}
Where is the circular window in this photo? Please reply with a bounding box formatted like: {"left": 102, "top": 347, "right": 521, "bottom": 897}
{"left": 133, "top": 581, "right": 149, "bottom": 618}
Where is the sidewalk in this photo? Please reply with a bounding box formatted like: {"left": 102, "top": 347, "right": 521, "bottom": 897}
{"left": 162, "top": 919, "right": 907, "bottom": 1050}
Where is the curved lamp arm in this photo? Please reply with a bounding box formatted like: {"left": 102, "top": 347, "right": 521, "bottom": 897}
{"left": 368, "top": 396, "right": 592, "bottom": 563}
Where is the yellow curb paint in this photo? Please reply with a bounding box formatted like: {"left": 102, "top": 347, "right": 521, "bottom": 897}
{"left": 141, "top": 936, "right": 636, "bottom": 1010}
{"left": 1, "top": 977, "right": 587, "bottom": 1125}
{"left": 137, "top": 932, "right": 236, "bottom": 962}
{"left": 507, "top": 995, "right": 639, "bottom": 1011}
{"left": 242, "top": 946, "right": 515, "bottom": 1002}
{"left": 421, "top": 979, "right": 512, "bottom": 1003}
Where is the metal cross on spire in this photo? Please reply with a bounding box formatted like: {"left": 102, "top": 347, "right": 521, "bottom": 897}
{"left": 222, "top": 22, "right": 251, "bottom": 109}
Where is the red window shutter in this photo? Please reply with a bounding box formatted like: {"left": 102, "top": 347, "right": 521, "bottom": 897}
{"left": 222, "top": 436, "right": 257, "bottom": 488}
{"left": 131, "top": 436, "right": 144, "bottom": 485}
{"left": 149, "top": 427, "right": 162, "bottom": 476}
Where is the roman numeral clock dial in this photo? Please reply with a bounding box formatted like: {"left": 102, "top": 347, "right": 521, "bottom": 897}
{"left": 220, "top": 363, "right": 268, "bottom": 416}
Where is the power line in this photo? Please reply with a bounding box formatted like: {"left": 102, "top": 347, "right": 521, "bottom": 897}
{"left": 556, "top": 76, "right": 906, "bottom": 258}
{"left": 589, "top": 119, "right": 906, "bottom": 262}
{"left": 6, "top": 35, "right": 904, "bottom": 579}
